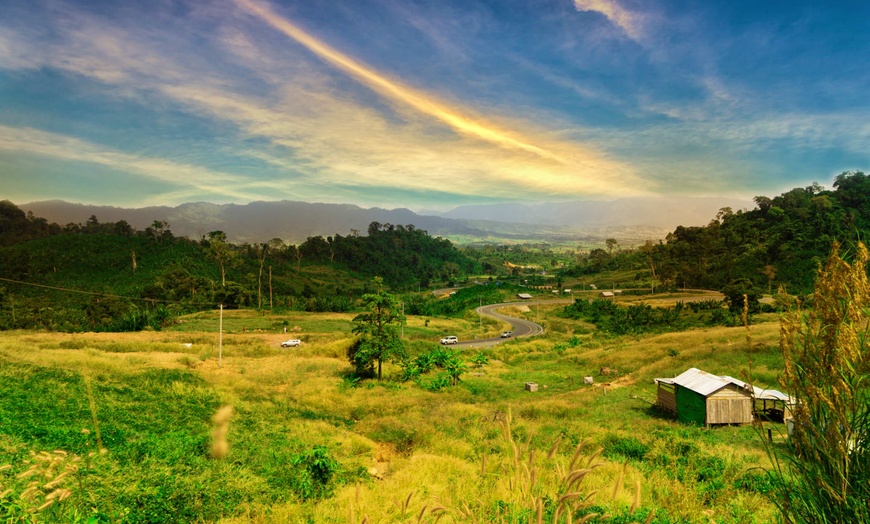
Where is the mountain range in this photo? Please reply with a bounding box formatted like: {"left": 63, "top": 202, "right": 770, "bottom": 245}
{"left": 19, "top": 196, "right": 752, "bottom": 245}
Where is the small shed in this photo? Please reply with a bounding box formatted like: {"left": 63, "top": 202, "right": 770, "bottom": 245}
{"left": 655, "top": 368, "right": 753, "bottom": 426}
{"left": 517, "top": 293, "right": 533, "bottom": 300}
{"left": 599, "top": 291, "right": 615, "bottom": 298}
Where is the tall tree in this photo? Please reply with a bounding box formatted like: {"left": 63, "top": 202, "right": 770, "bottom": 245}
{"left": 255, "top": 243, "right": 268, "bottom": 309}
{"left": 207, "top": 231, "right": 240, "bottom": 287}
{"left": 349, "top": 277, "right": 406, "bottom": 380}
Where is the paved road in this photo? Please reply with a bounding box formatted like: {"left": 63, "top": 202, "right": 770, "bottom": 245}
{"left": 451, "top": 300, "right": 556, "bottom": 348}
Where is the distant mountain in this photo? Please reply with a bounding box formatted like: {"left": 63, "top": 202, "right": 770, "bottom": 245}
{"left": 19, "top": 197, "right": 749, "bottom": 245}
{"left": 425, "top": 197, "right": 753, "bottom": 229}
{"left": 18, "top": 200, "right": 467, "bottom": 244}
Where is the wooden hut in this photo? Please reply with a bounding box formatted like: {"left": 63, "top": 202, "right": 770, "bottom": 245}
{"left": 655, "top": 368, "right": 753, "bottom": 426}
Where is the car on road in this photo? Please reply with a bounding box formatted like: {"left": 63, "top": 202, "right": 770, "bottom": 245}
{"left": 281, "top": 339, "right": 301, "bottom": 347}
{"left": 501, "top": 331, "right": 513, "bottom": 338}
{"left": 440, "top": 336, "right": 459, "bottom": 345}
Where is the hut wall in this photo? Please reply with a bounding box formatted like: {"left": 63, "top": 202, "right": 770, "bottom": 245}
{"left": 657, "top": 383, "right": 677, "bottom": 416}
{"left": 706, "top": 384, "right": 753, "bottom": 424}
{"left": 675, "top": 387, "right": 706, "bottom": 425}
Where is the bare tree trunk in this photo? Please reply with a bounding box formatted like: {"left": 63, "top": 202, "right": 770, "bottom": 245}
{"left": 131, "top": 249, "right": 138, "bottom": 272}
{"left": 257, "top": 244, "right": 267, "bottom": 309}
{"left": 257, "top": 264, "right": 263, "bottom": 309}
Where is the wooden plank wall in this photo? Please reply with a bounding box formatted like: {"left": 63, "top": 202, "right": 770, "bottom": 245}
{"left": 657, "top": 383, "right": 677, "bottom": 415}
{"left": 707, "top": 398, "right": 753, "bottom": 424}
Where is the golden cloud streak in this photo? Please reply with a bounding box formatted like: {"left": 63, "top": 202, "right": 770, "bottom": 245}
{"left": 235, "top": 0, "right": 560, "bottom": 162}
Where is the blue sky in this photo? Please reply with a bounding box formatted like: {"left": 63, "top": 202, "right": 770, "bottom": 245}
{"left": 1, "top": 0, "right": 867, "bottom": 210}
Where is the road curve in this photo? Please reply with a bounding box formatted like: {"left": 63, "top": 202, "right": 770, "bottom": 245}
{"left": 453, "top": 301, "right": 551, "bottom": 348}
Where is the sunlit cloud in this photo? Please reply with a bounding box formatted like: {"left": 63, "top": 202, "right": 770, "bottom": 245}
{"left": 573, "top": 0, "right": 645, "bottom": 40}
{"left": 231, "top": 0, "right": 646, "bottom": 192}
{"left": 0, "top": 0, "right": 648, "bottom": 205}
{"left": 1, "top": 0, "right": 864, "bottom": 208}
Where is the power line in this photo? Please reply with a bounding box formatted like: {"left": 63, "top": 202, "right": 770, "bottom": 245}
{"left": 0, "top": 276, "right": 193, "bottom": 305}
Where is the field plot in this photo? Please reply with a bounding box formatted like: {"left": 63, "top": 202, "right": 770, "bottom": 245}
{"left": 0, "top": 304, "right": 784, "bottom": 523}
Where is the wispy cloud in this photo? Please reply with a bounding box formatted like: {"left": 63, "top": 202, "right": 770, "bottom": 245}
{"left": 0, "top": 125, "right": 261, "bottom": 204}
{"left": 234, "top": 0, "right": 562, "bottom": 161}
{"left": 0, "top": 0, "right": 648, "bottom": 204}
{"left": 573, "top": 0, "right": 645, "bottom": 41}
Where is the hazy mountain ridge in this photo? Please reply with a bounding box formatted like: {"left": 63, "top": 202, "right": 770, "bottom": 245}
{"left": 18, "top": 197, "right": 747, "bottom": 245}
{"left": 425, "top": 196, "right": 754, "bottom": 228}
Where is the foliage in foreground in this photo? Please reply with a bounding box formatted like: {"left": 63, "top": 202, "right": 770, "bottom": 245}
{"left": 766, "top": 241, "right": 870, "bottom": 523}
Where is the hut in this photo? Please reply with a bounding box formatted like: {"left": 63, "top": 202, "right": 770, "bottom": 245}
{"left": 599, "top": 291, "right": 615, "bottom": 299}
{"left": 517, "top": 293, "right": 533, "bottom": 300}
{"left": 655, "top": 368, "right": 753, "bottom": 426}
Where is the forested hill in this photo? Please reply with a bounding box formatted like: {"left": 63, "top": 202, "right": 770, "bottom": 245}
{"left": 0, "top": 201, "right": 478, "bottom": 331}
{"left": 646, "top": 171, "right": 870, "bottom": 294}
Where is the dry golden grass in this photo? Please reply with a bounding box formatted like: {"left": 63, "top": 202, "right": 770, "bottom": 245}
{"left": 0, "top": 300, "right": 785, "bottom": 523}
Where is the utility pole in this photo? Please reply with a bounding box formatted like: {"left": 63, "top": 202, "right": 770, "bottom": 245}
{"left": 218, "top": 304, "right": 223, "bottom": 368}
{"left": 479, "top": 296, "right": 482, "bottom": 331}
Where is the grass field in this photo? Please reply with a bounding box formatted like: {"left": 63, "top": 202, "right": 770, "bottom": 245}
{"left": 0, "top": 296, "right": 785, "bottom": 523}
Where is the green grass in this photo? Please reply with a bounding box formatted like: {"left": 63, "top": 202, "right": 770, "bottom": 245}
{"left": 0, "top": 299, "right": 784, "bottom": 523}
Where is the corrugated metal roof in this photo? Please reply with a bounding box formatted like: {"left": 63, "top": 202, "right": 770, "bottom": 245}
{"left": 722, "top": 376, "right": 791, "bottom": 402}
{"left": 672, "top": 367, "right": 736, "bottom": 396}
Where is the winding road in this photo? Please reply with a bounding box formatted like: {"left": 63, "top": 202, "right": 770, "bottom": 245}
{"left": 453, "top": 300, "right": 555, "bottom": 348}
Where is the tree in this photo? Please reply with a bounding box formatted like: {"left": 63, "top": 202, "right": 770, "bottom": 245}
{"left": 147, "top": 220, "right": 170, "bottom": 244}
{"left": 206, "top": 231, "right": 240, "bottom": 287}
{"left": 767, "top": 242, "right": 870, "bottom": 523}
{"left": 605, "top": 238, "right": 618, "bottom": 255}
{"left": 255, "top": 243, "right": 269, "bottom": 308}
{"left": 349, "top": 277, "right": 406, "bottom": 380}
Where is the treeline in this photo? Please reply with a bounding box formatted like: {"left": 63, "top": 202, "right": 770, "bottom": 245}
{"left": 571, "top": 171, "right": 870, "bottom": 295}
{"left": 295, "top": 221, "right": 477, "bottom": 289}
{"left": 0, "top": 202, "right": 478, "bottom": 331}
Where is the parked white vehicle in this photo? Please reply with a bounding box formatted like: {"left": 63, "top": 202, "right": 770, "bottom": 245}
{"left": 281, "top": 339, "right": 301, "bottom": 347}
{"left": 440, "top": 336, "right": 459, "bottom": 345}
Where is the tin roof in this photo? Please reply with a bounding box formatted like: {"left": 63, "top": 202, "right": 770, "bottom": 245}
{"left": 656, "top": 368, "right": 791, "bottom": 401}
{"left": 722, "top": 376, "right": 791, "bottom": 402}
{"left": 671, "top": 367, "right": 742, "bottom": 396}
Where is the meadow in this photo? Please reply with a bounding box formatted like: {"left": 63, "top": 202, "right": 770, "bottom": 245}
{"left": 0, "top": 296, "right": 786, "bottom": 523}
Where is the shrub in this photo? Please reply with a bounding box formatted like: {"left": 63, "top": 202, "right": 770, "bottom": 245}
{"left": 290, "top": 445, "right": 341, "bottom": 501}
{"left": 602, "top": 435, "right": 649, "bottom": 461}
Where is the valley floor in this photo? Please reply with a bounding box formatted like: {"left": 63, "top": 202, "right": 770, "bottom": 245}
{"left": 0, "top": 300, "right": 786, "bottom": 523}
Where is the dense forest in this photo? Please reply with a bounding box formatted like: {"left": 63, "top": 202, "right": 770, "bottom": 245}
{"left": 572, "top": 171, "right": 870, "bottom": 295}
{"left": 0, "top": 201, "right": 481, "bottom": 331}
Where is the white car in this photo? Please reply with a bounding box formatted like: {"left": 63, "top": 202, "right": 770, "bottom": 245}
{"left": 281, "top": 339, "right": 301, "bottom": 347}
{"left": 440, "top": 336, "right": 459, "bottom": 345}
{"left": 501, "top": 331, "right": 513, "bottom": 338}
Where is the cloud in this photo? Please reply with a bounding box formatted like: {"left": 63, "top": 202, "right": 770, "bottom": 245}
{"left": 0, "top": 0, "right": 650, "bottom": 205}
{"left": 573, "top": 0, "right": 644, "bottom": 40}
{"left": 0, "top": 125, "right": 262, "bottom": 204}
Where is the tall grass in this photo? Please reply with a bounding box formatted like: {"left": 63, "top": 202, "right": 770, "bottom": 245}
{"left": 765, "top": 242, "right": 870, "bottom": 523}
{"left": 0, "top": 291, "right": 786, "bottom": 523}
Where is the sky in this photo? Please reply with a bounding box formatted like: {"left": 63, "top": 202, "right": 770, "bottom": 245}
{"left": 1, "top": 0, "right": 868, "bottom": 210}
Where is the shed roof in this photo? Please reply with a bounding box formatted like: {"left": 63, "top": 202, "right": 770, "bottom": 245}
{"left": 656, "top": 368, "right": 791, "bottom": 401}
{"left": 671, "top": 368, "right": 745, "bottom": 397}
{"left": 722, "top": 376, "right": 791, "bottom": 402}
